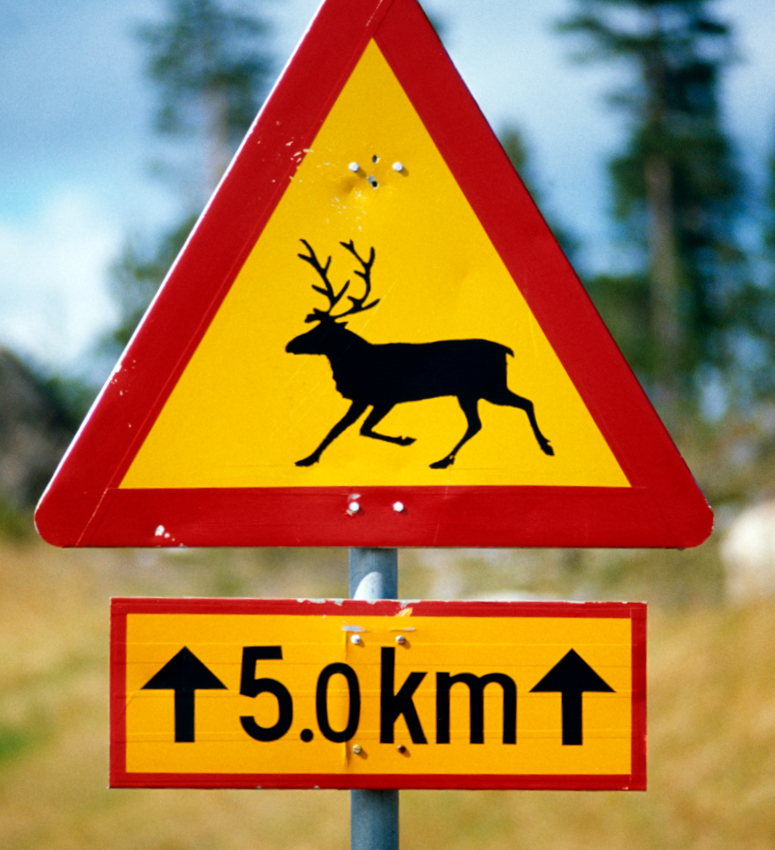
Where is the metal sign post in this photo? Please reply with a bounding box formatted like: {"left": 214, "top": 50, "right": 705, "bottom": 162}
{"left": 350, "top": 547, "right": 399, "bottom": 850}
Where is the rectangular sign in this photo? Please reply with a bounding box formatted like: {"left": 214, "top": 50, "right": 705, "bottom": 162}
{"left": 110, "top": 599, "right": 646, "bottom": 790}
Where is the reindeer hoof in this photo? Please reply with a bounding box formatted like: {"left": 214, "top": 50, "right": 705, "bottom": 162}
{"left": 398, "top": 437, "right": 416, "bottom": 446}
{"left": 295, "top": 455, "right": 319, "bottom": 467}
{"left": 541, "top": 441, "right": 554, "bottom": 457}
{"left": 429, "top": 456, "right": 454, "bottom": 469}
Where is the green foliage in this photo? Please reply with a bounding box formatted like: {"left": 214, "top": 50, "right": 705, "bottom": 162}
{"left": 0, "top": 719, "right": 45, "bottom": 767}
{"left": 137, "top": 0, "right": 274, "bottom": 206}
{"left": 36, "top": 370, "right": 96, "bottom": 430}
{"left": 138, "top": 0, "right": 273, "bottom": 148}
{"left": 0, "top": 498, "right": 28, "bottom": 540}
{"left": 557, "top": 0, "right": 757, "bottom": 410}
{"left": 584, "top": 271, "right": 654, "bottom": 373}
{"left": 104, "top": 0, "right": 275, "bottom": 360}
{"left": 105, "top": 214, "right": 198, "bottom": 353}
{"left": 0, "top": 351, "right": 83, "bottom": 516}
{"left": 740, "top": 151, "right": 775, "bottom": 400}
{"left": 499, "top": 125, "right": 530, "bottom": 175}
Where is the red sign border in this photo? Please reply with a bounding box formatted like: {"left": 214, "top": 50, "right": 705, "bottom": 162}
{"left": 110, "top": 597, "right": 646, "bottom": 791}
{"left": 35, "top": 0, "right": 712, "bottom": 549}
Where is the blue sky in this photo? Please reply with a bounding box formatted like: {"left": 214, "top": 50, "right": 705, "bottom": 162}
{"left": 1, "top": 0, "right": 773, "bottom": 374}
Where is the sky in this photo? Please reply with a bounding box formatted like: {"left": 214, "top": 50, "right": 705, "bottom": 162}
{"left": 1, "top": 0, "right": 774, "bottom": 376}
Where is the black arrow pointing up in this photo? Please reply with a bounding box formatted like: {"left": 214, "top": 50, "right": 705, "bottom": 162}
{"left": 530, "top": 649, "right": 614, "bottom": 746}
{"left": 141, "top": 647, "right": 227, "bottom": 742}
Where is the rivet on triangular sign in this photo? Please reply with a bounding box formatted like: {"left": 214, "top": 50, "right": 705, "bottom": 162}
{"left": 35, "top": 0, "right": 713, "bottom": 549}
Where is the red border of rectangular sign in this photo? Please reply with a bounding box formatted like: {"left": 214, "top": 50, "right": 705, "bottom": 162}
{"left": 110, "top": 598, "right": 646, "bottom": 790}
{"left": 34, "top": 0, "right": 712, "bottom": 549}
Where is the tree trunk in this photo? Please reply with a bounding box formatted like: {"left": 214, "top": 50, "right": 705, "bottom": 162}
{"left": 645, "top": 153, "right": 682, "bottom": 409}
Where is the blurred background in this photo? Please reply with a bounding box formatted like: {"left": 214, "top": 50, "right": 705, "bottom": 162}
{"left": 2, "top": 1, "right": 775, "bottom": 847}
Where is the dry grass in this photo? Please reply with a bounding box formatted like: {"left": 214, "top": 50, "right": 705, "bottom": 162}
{"left": 1, "top": 535, "right": 774, "bottom": 849}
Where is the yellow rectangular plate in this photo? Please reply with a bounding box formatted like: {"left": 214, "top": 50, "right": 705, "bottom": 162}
{"left": 111, "top": 598, "right": 646, "bottom": 789}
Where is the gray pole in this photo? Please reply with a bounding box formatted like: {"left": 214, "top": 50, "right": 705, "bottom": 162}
{"left": 349, "top": 547, "right": 399, "bottom": 850}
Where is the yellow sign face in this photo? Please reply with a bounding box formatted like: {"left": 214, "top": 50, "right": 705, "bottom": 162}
{"left": 111, "top": 599, "right": 646, "bottom": 790}
{"left": 119, "top": 41, "right": 628, "bottom": 491}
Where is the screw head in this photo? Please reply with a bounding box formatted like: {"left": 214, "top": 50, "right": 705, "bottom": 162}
{"left": 352, "top": 744, "right": 363, "bottom": 755}
{"left": 393, "top": 161, "right": 404, "bottom": 172}
{"left": 348, "top": 162, "right": 360, "bottom": 172}
{"left": 395, "top": 635, "right": 407, "bottom": 646}
{"left": 351, "top": 634, "right": 363, "bottom": 645}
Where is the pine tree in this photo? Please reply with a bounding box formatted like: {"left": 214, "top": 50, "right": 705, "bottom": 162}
{"left": 104, "top": 0, "right": 274, "bottom": 354}
{"left": 557, "top": 0, "right": 746, "bottom": 412}
{"left": 139, "top": 0, "right": 274, "bottom": 201}
{"left": 734, "top": 146, "right": 775, "bottom": 402}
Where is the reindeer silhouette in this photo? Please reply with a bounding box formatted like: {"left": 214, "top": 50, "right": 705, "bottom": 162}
{"left": 285, "top": 239, "right": 554, "bottom": 469}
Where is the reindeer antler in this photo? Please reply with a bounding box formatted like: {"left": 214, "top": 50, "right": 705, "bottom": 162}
{"left": 298, "top": 239, "right": 380, "bottom": 322}
{"left": 297, "top": 239, "right": 349, "bottom": 321}
{"left": 336, "top": 240, "right": 380, "bottom": 318}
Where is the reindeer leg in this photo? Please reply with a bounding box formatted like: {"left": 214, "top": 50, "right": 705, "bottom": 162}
{"left": 295, "top": 400, "right": 368, "bottom": 466}
{"left": 486, "top": 389, "right": 554, "bottom": 456}
{"left": 430, "top": 396, "right": 482, "bottom": 469}
{"left": 359, "top": 403, "right": 416, "bottom": 446}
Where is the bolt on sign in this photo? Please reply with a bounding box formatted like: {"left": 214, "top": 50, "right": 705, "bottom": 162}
{"left": 111, "top": 599, "right": 646, "bottom": 790}
{"left": 35, "top": 0, "right": 712, "bottom": 548}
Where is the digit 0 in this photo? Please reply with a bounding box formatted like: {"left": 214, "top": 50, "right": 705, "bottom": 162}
{"left": 315, "top": 663, "right": 361, "bottom": 743}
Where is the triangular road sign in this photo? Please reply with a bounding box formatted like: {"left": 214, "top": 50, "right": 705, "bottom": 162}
{"left": 35, "top": 0, "right": 713, "bottom": 549}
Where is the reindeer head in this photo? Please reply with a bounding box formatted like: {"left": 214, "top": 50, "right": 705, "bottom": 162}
{"left": 286, "top": 239, "right": 379, "bottom": 355}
